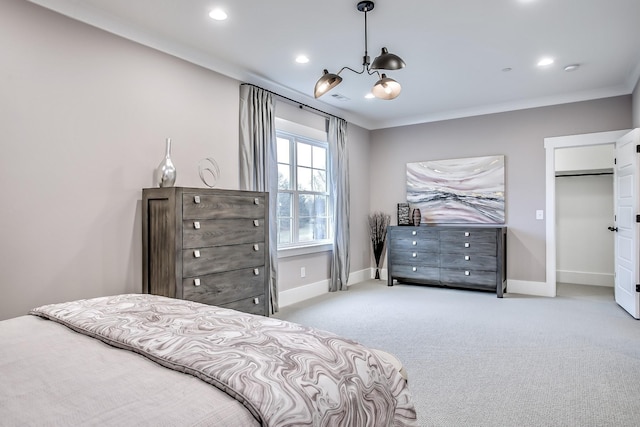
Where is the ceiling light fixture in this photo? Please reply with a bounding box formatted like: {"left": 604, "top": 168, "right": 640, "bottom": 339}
{"left": 208, "top": 9, "right": 227, "bottom": 21}
{"left": 537, "top": 57, "right": 554, "bottom": 67}
{"left": 313, "top": 1, "right": 405, "bottom": 100}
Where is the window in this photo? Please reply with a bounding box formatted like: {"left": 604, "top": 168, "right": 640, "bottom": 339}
{"left": 276, "top": 130, "right": 332, "bottom": 248}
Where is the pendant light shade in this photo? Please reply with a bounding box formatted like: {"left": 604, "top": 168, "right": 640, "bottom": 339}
{"left": 370, "top": 47, "right": 406, "bottom": 71}
{"left": 312, "top": 1, "right": 405, "bottom": 100}
{"left": 372, "top": 74, "right": 401, "bottom": 100}
{"left": 314, "top": 70, "right": 343, "bottom": 98}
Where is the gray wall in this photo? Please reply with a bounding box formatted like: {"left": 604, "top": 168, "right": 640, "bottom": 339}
{"left": 370, "top": 97, "right": 632, "bottom": 286}
{"left": 0, "top": 0, "right": 372, "bottom": 320}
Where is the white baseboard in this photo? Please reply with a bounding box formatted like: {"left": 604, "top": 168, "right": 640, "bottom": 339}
{"left": 507, "top": 279, "right": 556, "bottom": 297}
{"left": 278, "top": 268, "right": 370, "bottom": 308}
{"left": 279, "top": 275, "right": 557, "bottom": 306}
{"left": 556, "top": 270, "right": 614, "bottom": 287}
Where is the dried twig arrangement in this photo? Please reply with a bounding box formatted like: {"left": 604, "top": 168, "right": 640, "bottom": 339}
{"left": 368, "top": 212, "right": 391, "bottom": 279}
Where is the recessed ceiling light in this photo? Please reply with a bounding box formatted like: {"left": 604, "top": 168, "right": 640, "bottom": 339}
{"left": 365, "top": 93, "right": 375, "bottom": 99}
{"left": 502, "top": 67, "right": 512, "bottom": 72}
{"left": 295, "top": 55, "right": 309, "bottom": 64}
{"left": 537, "top": 57, "right": 554, "bottom": 67}
{"left": 564, "top": 64, "right": 580, "bottom": 72}
{"left": 209, "top": 9, "right": 227, "bottom": 21}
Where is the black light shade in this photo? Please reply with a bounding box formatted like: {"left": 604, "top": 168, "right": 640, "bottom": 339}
{"left": 370, "top": 47, "right": 406, "bottom": 70}
{"left": 372, "top": 74, "right": 401, "bottom": 100}
{"left": 314, "top": 70, "right": 342, "bottom": 98}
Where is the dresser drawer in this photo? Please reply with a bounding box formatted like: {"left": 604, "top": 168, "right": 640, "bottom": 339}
{"left": 390, "top": 250, "right": 439, "bottom": 267}
{"left": 182, "top": 243, "right": 265, "bottom": 277}
{"left": 183, "top": 219, "right": 265, "bottom": 248}
{"left": 390, "top": 238, "right": 438, "bottom": 252}
{"left": 440, "top": 268, "right": 497, "bottom": 288}
{"left": 220, "top": 295, "right": 266, "bottom": 315}
{"left": 391, "top": 265, "right": 439, "bottom": 282}
{"left": 440, "top": 240, "right": 496, "bottom": 255}
{"left": 440, "top": 229, "right": 497, "bottom": 242}
{"left": 182, "top": 267, "right": 265, "bottom": 306}
{"left": 440, "top": 253, "right": 497, "bottom": 271}
{"left": 390, "top": 228, "right": 438, "bottom": 240}
{"left": 183, "top": 193, "right": 266, "bottom": 220}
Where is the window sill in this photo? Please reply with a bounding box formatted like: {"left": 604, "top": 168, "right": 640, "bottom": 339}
{"left": 277, "top": 243, "right": 333, "bottom": 258}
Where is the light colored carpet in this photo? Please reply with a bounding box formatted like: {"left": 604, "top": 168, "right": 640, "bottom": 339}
{"left": 274, "top": 281, "right": 640, "bottom": 427}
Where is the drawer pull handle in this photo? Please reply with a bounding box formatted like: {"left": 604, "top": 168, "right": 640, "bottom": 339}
{"left": 194, "top": 221, "right": 200, "bottom": 229}
{"left": 253, "top": 244, "right": 259, "bottom": 251}
{"left": 412, "top": 252, "right": 417, "bottom": 258}
{"left": 193, "top": 250, "right": 201, "bottom": 258}
{"left": 465, "top": 255, "right": 470, "bottom": 261}
{"left": 464, "top": 242, "right": 470, "bottom": 248}
{"left": 412, "top": 267, "right": 417, "bottom": 272}
{"left": 194, "top": 196, "right": 200, "bottom": 204}
{"left": 254, "top": 198, "right": 260, "bottom": 205}
{"left": 253, "top": 297, "right": 260, "bottom": 305}
{"left": 253, "top": 220, "right": 260, "bottom": 227}
{"left": 465, "top": 232, "right": 470, "bottom": 237}
{"left": 465, "top": 271, "right": 470, "bottom": 276}
{"left": 412, "top": 241, "right": 417, "bottom": 246}
{"left": 254, "top": 268, "right": 260, "bottom": 276}
{"left": 194, "top": 278, "right": 201, "bottom": 287}
{"left": 412, "top": 230, "right": 417, "bottom": 236}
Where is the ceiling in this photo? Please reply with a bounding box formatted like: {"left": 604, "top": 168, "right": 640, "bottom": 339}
{"left": 28, "top": 0, "right": 640, "bottom": 130}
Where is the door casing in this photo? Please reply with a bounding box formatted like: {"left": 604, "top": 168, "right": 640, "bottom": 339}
{"left": 544, "top": 129, "right": 631, "bottom": 296}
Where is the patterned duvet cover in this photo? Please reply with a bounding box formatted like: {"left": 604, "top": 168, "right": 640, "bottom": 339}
{"left": 31, "top": 294, "right": 417, "bottom": 427}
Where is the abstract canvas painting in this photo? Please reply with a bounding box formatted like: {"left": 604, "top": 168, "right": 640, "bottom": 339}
{"left": 406, "top": 155, "right": 505, "bottom": 224}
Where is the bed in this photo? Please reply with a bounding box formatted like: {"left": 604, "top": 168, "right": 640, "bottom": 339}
{"left": 0, "top": 294, "right": 417, "bottom": 426}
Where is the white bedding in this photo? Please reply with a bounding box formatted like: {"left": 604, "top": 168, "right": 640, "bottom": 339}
{"left": 0, "top": 315, "right": 260, "bottom": 426}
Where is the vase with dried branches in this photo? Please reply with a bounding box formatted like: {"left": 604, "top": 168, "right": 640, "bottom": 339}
{"left": 368, "top": 211, "right": 391, "bottom": 280}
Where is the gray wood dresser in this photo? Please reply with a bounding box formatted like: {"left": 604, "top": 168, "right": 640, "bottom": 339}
{"left": 387, "top": 225, "right": 507, "bottom": 297}
{"left": 142, "top": 187, "right": 269, "bottom": 316}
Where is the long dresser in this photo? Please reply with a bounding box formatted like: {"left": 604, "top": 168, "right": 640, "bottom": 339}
{"left": 142, "top": 187, "right": 270, "bottom": 315}
{"left": 387, "top": 225, "right": 507, "bottom": 297}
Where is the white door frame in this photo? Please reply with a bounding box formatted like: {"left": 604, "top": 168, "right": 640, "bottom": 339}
{"left": 544, "top": 129, "right": 631, "bottom": 296}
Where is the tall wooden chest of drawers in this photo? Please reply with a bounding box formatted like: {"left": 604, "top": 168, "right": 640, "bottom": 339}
{"left": 142, "top": 187, "right": 269, "bottom": 316}
{"left": 387, "top": 226, "right": 506, "bottom": 297}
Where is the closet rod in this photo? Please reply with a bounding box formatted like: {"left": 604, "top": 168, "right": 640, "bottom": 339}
{"left": 240, "top": 83, "right": 342, "bottom": 121}
{"left": 556, "top": 172, "right": 613, "bottom": 177}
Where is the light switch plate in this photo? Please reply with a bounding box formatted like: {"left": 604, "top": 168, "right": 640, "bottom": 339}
{"left": 536, "top": 210, "right": 544, "bottom": 220}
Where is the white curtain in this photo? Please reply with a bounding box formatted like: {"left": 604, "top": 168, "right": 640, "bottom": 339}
{"left": 328, "top": 116, "right": 350, "bottom": 291}
{"left": 239, "top": 84, "right": 279, "bottom": 313}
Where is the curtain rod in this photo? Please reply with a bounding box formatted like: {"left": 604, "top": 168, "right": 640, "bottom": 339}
{"left": 240, "top": 83, "right": 342, "bottom": 121}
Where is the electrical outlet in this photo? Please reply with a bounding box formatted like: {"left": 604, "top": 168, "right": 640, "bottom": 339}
{"left": 300, "top": 267, "right": 306, "bottom": 278}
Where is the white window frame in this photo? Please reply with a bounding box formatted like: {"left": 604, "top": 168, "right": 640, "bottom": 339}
{"left": 275, "top": 119, "right": 333, "bottom": 255}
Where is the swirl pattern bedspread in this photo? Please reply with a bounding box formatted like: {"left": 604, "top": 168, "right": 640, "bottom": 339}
{"left": 30, "top": 294, "right": 417, "bottom": 427}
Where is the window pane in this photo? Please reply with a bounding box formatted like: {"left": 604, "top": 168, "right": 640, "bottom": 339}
{"left": 313, "top": 217, "right": 329, "bottom": 240}
{"left": 297, "top": 142, "right": 312, "bottom": 167}
{"left": 313, "top": 170, "right": 326, "bottom": 193}
{"left": 277, "top": 193, "right": 292, "bottom": 217}
{"left": 313, "top": 146, "right": 326, "bottom": 169}
{"left": 298, "top": 217, "right": 313, "bottom": 242}
{"left": 297, "top": 166, "right": 312, "bottom": 191}
{"left": 277, "top": 137, "right": 290, "bottom": 164}
{"left": 278, "top": 164, "right": 291, "bottom": 190}
{"left": 278, "top": 219, "right": 292, "bottom": 244}
{"left": 314, "top": 195, "right": 328, "bottom": 216}
{"left": 298, "top": 194, "right": 313, "bottom": 217}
